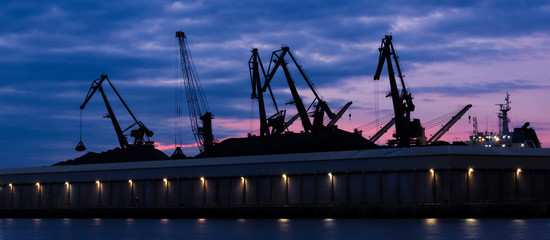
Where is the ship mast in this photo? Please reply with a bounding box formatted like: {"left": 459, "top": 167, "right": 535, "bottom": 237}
{"left": 496, "top": 92, "right": 511, "bottom": 136}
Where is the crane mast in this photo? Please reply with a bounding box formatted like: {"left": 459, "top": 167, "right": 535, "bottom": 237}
{"left": 374, "top": 35, "right": 425, "bottom": 147}
{"left": 176, "top": 31, "right": 214, "bottom": 153}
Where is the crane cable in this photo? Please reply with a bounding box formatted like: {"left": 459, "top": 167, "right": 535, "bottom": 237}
{"left": 79, "top": 109, "right": 83, "bottom": 141}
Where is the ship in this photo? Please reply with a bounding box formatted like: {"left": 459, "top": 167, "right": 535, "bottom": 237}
{"left": 469, "top": 92, "right": 541, "bottom": 148}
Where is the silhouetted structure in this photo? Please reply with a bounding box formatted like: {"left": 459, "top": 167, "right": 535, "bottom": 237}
{"left": 249, "top": 47, "right": 352, "bottom": 135}
{"left": 374, "top": 35, "right": 426, "bottom": 147}
{"left": 56, "top": 146, "right": 169, "bottom": 165}
{"left": 175, "top": 31, "right": 214, "bottom": 155}
{"left": 470, "top": 93, "right": 541, "bottom": 148}
{"left": 76, "top": 74, "right": 154, "bottom": 151}
{"left": 197, "top": 129, "right": 378, "bottom": 158}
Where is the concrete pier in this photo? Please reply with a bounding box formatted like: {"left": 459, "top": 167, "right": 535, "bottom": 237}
{"left": 1, "top": 146, "right": 550, "bottom": 217}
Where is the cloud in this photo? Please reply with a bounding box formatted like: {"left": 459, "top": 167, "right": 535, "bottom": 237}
{"left": 413, "top": 80, "right": 549, "bottom": 96}
{"left": 391, "top": 11, "right": 445, "bottom": 32}
{"left": 166, "top": 1, "right": 203, "bottom": 12}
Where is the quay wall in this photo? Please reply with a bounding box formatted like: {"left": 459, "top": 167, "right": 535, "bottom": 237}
{"left": 1, "top": 146, "right": 550, "bottom": 217}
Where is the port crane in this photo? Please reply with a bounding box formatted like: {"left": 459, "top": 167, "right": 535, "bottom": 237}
{"left": 75, "top": 74, "right": 154, "bottom": 151}
{"left": 175, "top": 31, "right": 214, "bottom": 154}
{"left": 249, "top": 46, "right": 352, "bottom": 135}
{"left": 374, "top": 35, "right": 426, "bottom": 147}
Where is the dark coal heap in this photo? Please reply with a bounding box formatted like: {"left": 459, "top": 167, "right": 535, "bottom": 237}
{"left": 198, "top": 129, "right": 378, "bottom": 158}
{"left": 54, "top": 146, "right": 170, "bottom": 166}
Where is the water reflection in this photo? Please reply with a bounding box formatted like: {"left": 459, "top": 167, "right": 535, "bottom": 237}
{"left": 92, "top": 218, "right": 102, "bottom": 226}
{"left": 196, "top": 218, "right": 209, "bottom": 235}
{"left": 422, "top": 218, "right": 440, "bottom": 240}
{"left": 32, "top": 218, "right": 42, "bottom": 227}
{"left": 277, "top": 218, "right": 290, "bottom": 231}
{"left": 0, "top": 218, "right": 548, "bottom": 239}
{"left": 323, "top": 218, "right": 337, "bottom": 240}
{"left": 462, "top": 218, "right": 480, "bottom": 239}
{"left": 62, "top": 218, "right": 71, "bottom": 227}
{"left": 510, "top": 219, "right": 526, "bottom": 240}
{"left": 125, "top": 218, "right": 134, "bottom": 226}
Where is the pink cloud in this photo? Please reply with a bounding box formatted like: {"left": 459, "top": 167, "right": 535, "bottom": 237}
{"left": 154, "top": 142, "right": 197, "bottom": 151}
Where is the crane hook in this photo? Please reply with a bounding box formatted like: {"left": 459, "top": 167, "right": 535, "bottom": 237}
{"left": 75, "top": 141, "right": 86, "bottom": 152}
{"left": 75, "top": 109, "right": 86, "bottom": 151}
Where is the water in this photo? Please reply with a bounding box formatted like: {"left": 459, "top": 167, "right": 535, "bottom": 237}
{"left": 0, "top": 218, "right": 549, "bottom": 240}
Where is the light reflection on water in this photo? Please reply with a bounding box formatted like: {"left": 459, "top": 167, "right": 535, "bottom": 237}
{"left": 0, "top": 218, "right": 549, "bottom": 240}
{"left": 462, "top": 218, "right": 480, "bottom": 239}
{"left": 423, "top": 218, "right": 440, "bottom": 240}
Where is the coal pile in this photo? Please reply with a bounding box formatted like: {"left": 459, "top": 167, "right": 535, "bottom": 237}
{"left": 198, "top": 129, "right": 378, "bottom": 158}
{"left": 54, "top": 146, "right": 170, "bottom": 166}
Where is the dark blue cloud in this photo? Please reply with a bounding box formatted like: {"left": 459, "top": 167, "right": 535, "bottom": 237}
{"left": 413, "top": 80, "right": 550, "bottom": 96}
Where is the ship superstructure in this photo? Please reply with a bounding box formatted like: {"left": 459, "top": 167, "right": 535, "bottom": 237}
{"left": 469, "top": 92, "right": 541, "bottom": 148}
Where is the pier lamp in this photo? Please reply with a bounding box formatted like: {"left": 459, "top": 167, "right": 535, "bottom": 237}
{"left": 163, "top": 178, "right": 168, "bottom": 185}
{"left": 200, "top": 177, "right": 205, "bottom": 183}
{"left": 468, "top": 168, "right": 474, "bottom": 175}
{"left": 128, "top": 179, "right": 132, "bottom": 185}
{"left": 241, "top": 177, "right": 245, "bottom": 184}
{"left": 65, "top": 182, "right": 69, "bottom": 187}
{"left": 328, "top": 172, "right": 333, "bottom": 179}
{"left": 8, "top": 183, "right": 12, "bottom": 188}
{"left": 517, "top": 168, "right": 522, "bottom": 174}
{"left": 36, "top": 182, "right": 40, "bottom": 188}
{"left": 96, "top": 180, "right": 100, "bottom": 186}
{"left": 429, "top": 169, "right": 434, "bottom": 175}
{"left": 282, "top": 174, "right": 287, "bottom": 180}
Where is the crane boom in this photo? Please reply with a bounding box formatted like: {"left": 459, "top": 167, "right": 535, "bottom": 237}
{"left": 326, "top": 101, "right": 353, "bottom": 127}
{"left": 427, "top": 104, "right": 472, "bottom": 144}
{"left": 176, "top": 31, "right": 214, "bottom": 153}
{"left": 369, "top": 118, "right": 395, "bottom": 142}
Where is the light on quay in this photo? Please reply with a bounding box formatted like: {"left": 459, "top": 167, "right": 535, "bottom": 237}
{"left": 128, "top": 179, "right": 132, "bottom": 184}
{"left": 163, "top": 178, "right": 168, "bottom": 184}
{"left": 517, "top": 168, "right": 522, "bottom": 174}
{"left": 328, "top": 172, "right": 333, "bottom": 179}
{"left": 468, "top": 168, "right": 474, "bottom": 174}
{"left": 200, "top": 177, "right": 205, "bottom": 183}
{"left": 429, "top": 169, "right": 434, "bottom": 174}
{"left": 96, "top": 180, "right": 100, "bottom": 185}
{"left": 65, "top": 182, "right": 69, "bottom": 187}
{"left": 241, "top": 177, "right": 245, "bottom": 183}
{"left": 282, "top": 174, "right": 287, "bottom": 180}
{"left": 36, "top": 182, "right": 40, "bottom": 187}
{"left": 8, "top": 183, "right": 12, "bottom": 188}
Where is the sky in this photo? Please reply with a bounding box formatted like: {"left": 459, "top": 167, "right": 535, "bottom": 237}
{"left": 1, "top": 0, "right": 549, "bottom": 168}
